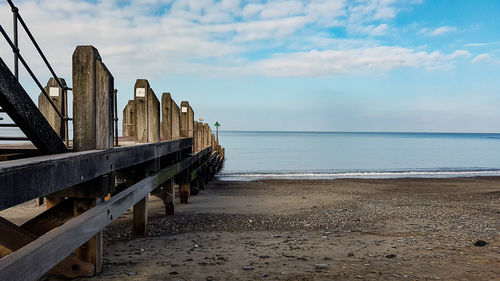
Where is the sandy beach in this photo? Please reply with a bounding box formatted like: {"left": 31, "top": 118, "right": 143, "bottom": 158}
{"left": 40, "top": 177, "right": 495, "bottom": 281}
{"left": 2, "top": 177, "right": 497, "bottom": 280}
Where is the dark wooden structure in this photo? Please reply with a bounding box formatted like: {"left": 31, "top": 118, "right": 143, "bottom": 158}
{"left": 0, "top": 42, "right": 225, "bottom": 280}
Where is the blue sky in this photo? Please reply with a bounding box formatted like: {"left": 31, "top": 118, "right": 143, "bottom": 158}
{"left": 0, "top": 0, "right": 499, "bottom": 132}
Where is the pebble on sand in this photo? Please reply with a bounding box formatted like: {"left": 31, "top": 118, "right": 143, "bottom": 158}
{"left": 315, "top": 264, "right": 329, "bottom": 270}
{"left": 243, "top": 266, "right": 254, "bottom": 270}
{"left": 473, "top": 240, "right": 488, "bottom": 247}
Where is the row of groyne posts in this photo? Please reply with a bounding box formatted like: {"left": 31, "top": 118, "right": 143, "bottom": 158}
{"left": 0, "top": 46, "right": 225, "bottom": 281}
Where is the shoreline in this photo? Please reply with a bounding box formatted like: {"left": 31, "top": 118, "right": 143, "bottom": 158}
{"left": 218, "top": 173, "right": 500, "bottom": 181}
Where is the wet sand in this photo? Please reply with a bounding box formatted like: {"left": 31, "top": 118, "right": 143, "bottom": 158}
{"left": 68, "top": 177, "right": 499, "bottom": 280}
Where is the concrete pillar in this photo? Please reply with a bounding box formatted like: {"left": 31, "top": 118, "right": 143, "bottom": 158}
{"left": 180, "top": 101, "right": 194, "bottom": 139}
{"left": 161, "top": 93, "right": 172, "bottom": 140}
{"left": 134, "top": 79, "right": 160, "bottom": 143}
{"left": 171, "top": 100, "right": 180, "bottom": 139}
{"left": 38, "top": 77, "right": 67, "bottom": 139}
{"left": 122, "top": 100, "right": 135, "bottom": 137}
{"left": 72, "top": 45, "right": 114, "bottom": 273}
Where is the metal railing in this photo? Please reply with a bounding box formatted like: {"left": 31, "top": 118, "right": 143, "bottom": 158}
{"left": 0, "top": 0, "right": 72, "bottom": 145}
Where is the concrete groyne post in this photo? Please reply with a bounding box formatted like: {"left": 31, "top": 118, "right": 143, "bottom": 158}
{"left": 134, "top": 79, "right": 160, "bottom": 143}
{"left": 122, "top": 100, "right": 135, "bottom": 138}
{"left": 38, "top": 78, "right": 67, "bottom": 209}
{"left": 72, "top": 45, "right": 115, "bottom": 273}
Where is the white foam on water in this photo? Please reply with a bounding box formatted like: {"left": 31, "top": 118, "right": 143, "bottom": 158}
{"left": 218, "top": 170, "right": 500, "bottom": 181}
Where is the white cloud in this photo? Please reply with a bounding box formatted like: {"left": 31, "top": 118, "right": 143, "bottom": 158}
{"left": 0, "top": 0, "right": 468, "bottom": 81}
{"left": 471, "top": 53, "right": 491, "bottom": 64}
{"left": 249, "top": 47, "right": 470, "bottom": 77}
{"left": 419, "top": 26, "right": 457, "bottom": 37}
{"left": 352, "top": 23, "right": 389, "bottom": 36}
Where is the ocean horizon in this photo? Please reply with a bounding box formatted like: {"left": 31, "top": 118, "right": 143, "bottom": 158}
{"left": 217, "top": 130, "right": 500, "bottom": 180}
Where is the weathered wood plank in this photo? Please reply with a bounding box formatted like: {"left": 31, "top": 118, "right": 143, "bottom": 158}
{"left": 0, "top": 138, "right": 192, "bottom": 211}
{"left": 22, "top": 198, "right": 75, "bottom": 236}
{"left": 0, "top": 217, "right": 94, "bottom": 278}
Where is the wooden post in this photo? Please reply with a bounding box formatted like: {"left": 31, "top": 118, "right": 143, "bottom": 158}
{"left": 152, "top": 178, "right": 175, "bottom": 215}
{"left": 134, "top": 79, "right": 160, "bottom": 143}
{"left": 72, "top": 45, "right": 114, "bottom": 274}
{"left": 176, "top": 169, "right": 190, "bottom": 204}
{"left": 180, "top": 101, "right": 194, "bottom": 139}
{"left": 38, "top": 77, "right": 67, "bottom": 139}
{"left": 211, "top": 134, "right": 216, "bottom": 151}
{"left": 113, "top": 89, "right": 119, "bottom": 146}
{"left": 38, "top": 77, "right": 68, "bottom": 207}
{"left": 73, "top": 46, "right": 114, "bottom": 151}
{"left": 171, "top": 99, "right": 180, "bottom": 139}
{"left": 132, "top": 197, "right": 148, "bottom": 236}
{"left": 198, "top": 122, "right": 203, "bottom": 150}
{"left": 161, "top": 92, "right": 172, "bottom": 140}
{"left": 74, "top": 198, "right": 102, "bottom": 272}
{"left": 193, "top": 121, "right": 199, "bottom": 152}
{"left": 122, "top": 100, "right": 135, "bottom": 137}
{"left": 132, "top": 80, "right": 159, "bottom": 235}
{"left": 204, "top": 123, "right": 210, "bottom": 148}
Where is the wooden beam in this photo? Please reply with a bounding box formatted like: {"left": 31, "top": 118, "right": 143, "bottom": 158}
{"left": 22, "top": 198, "right": 75, "bottom": 236}
{"left": 0, "top": 149, "right": 208, "bottom": 281}
{"left": 0, "top": 138, "right": 192, "bottom": 211}
{"left": 0, "top": 217, "right": 94, "bottom": 278}
{"left": 151, "top": 178, "right": 175, "bottom": 215}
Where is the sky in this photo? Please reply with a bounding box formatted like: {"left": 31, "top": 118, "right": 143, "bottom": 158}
{"left": 0, "top": 0, "right": 499, "bottom": 133}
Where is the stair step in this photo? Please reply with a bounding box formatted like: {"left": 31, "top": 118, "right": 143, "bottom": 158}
{"left": 0, "top": 136, "right": 29, "bottom": 141}
{"left": 0, "top": 124, "right": 17, "bottom": 127}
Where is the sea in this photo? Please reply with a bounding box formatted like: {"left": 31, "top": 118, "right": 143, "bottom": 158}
{"left": 217, "top": 131, "right": 500, "bottom": 181}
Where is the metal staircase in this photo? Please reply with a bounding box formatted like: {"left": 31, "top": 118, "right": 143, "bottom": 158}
{"left": 0, "top": 0, "right": 68, "bottom": 156}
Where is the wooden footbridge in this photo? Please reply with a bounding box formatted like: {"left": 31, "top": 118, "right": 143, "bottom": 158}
{"left": 0, "top": 2, "right": 225, "bottom": 280}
